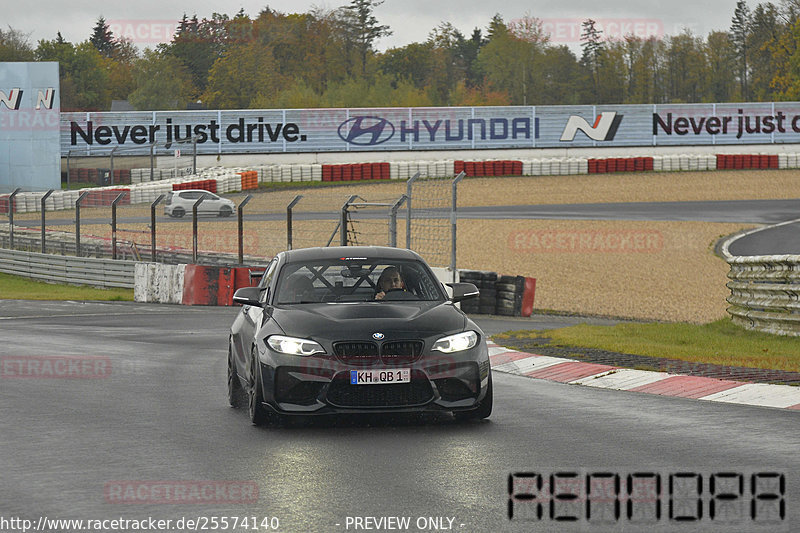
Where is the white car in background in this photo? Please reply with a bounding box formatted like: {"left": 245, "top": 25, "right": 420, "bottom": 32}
{"left": 164, "top": 190, "right": 236, "bottom": 218}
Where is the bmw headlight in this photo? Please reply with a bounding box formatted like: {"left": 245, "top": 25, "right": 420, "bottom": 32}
{"left": 267, "top": 335, "right": 325, "bottom": 356}
{"left": 432, "top": 331, "right": 478, "bottom": 353}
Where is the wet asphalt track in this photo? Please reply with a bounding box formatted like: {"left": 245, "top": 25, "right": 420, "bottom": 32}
{"left": 0, "top": 300, "right": 797, "bottom": 533}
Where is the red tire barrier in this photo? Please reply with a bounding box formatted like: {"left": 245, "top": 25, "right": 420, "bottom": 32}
{"left": 182, "top": 265, "right": 258, "bottom": 306}
{"left": 520, "top": 277, "right": 537, "bottom": 317}
{"left": 0, "top": 196, "right": 16, "bottom": 214}
{"left": 455, "top": 161, "right": 465, "bottom": 174}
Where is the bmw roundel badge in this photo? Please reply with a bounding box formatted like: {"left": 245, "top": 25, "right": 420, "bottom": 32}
{"left": 372, "top": 332, "right": 385, "bottom": 340}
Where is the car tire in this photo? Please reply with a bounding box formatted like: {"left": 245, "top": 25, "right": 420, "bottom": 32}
{"left": 454, "top": 373, "right": 492, "bottom": 421}
{"left": 219, "top": 206, "right": 233, "bottom": 217}
{"left": 228, "top": 344, "right": 245, "bottom": 408}
{"left": 172, "top": 207, "right": 185, "bottom": 218}
{"left": 248, "top": 350, "right": 269, "bottom": 426}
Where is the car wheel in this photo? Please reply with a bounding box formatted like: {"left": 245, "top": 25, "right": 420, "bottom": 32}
{"left": 219, "top": 205, "right": 233, "bottom": 217}
{"left": 248, "top": 350, "right": 269, "bottom": 426}
{"left": 227, "top": 343, "right": 245, "bottom": 408}
{"left": 454, "top": 373, "right": 493, "bottom": 421}
{"left": 172, "top": 207, "right": 185, "bottom": 218}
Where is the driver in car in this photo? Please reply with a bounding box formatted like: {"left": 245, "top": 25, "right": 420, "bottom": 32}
{"left": 374, "top": 266, "right": 405, "bottom": 300}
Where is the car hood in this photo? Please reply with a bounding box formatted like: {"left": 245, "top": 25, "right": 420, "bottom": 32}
{"left": 271, "top": 301, "right": 467, "bottom": 341}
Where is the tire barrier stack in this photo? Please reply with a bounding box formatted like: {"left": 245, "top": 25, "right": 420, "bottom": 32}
{"left": 322, "top": 162, "right": 391, "bottom": 181}
{"left": 726, "top": 255, "right": 800, "bottom": 337}
{"left": 239, "top": 171, "right": 259, "bottom": 190}
{"left": 716, "top": 154, "right": 779, "bottom": 169}
{"left": 7, "top": 150, "right": 800, "bottom": 215}
{"left": 457, "top": 270, "right": 536, "bottom": 317}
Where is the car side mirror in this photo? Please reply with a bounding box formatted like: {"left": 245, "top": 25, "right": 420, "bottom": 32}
{"left": 446, "top": 282, "right": 480, "bottom": 303}
{"left": 233, "top": 286, "right": 264, "bottom": 307}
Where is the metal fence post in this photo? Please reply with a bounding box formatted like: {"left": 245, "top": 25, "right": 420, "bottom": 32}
{"left": 405, "top": 172, "right": 420, "bottom": 248}
{"left": 8, "top": 188, "right": 20, "bottom": 249}
{"left": 40, "top": 189, "right": 54, "bottom": 254}
{"left": 238, "top": 194, "right": 253, "bottom": 264}
{"left": 149, "top": 144, "right": 155, "bottom": 181}
{"left": 109, "top": 146, "right": 118, "bottom": 186}
{"left": 341, "top": 195, "right": 358, "bottom": 246}
{"left": 66, "top": 150, "right": 72, "bottom": 188}
{"left": 286, "top": 195, "right": 303, "bottom": 250}
{"left": 150, "top": 194, "right": 165, "bottom": 262}
{"left": 192, "top": 196, "right": 205, "bottom": 263}
{"left": 111, "top": 192, "right": 127, "bottom": 260}
{"left": 389, "top": 195, "right": 408, "bottom": 247}
{"left": 192, "top": 137, "right": 198, "bottom": 175}
{"left": 451, "top": 171, "right": 465, "bottom": 282}
{"left": 75, "top": 191, "right": 90, "bottom": 257}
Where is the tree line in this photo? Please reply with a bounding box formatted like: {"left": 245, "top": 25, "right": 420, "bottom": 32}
{"left": 3, "top": 0, "right": 800, "bottom": 111}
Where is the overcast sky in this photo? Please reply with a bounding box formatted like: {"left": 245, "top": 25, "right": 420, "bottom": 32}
{"left": 7, "top": 0, "right": 741, "bottom": 53}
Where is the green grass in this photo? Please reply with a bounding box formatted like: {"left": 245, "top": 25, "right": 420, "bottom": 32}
{"left": 494, "top": 319, "right": 800, "bottom": 372}
{"left": 0, "top": 272, "right": 133, "bottom": 301}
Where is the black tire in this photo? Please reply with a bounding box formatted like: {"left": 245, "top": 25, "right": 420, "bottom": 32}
{"left": 248, "top": 350, "right": 269, "bottom": 426}
{"left": 498, "top": 275, "right": 517, "bottom": 285}
{"left": 478, "top": 305, "right": 495, "bottom": 314}
{"left": 497, "top": 290, "right": 517, "bottom": 301}
{"left": 454, "top": 373, "right": 493, "bottom": 421}
{"left": 497, "top": 283, "right": 517, "bottom": 293}
{"left": 495, "top": 306, "right": 515, "bottom": 316}
{"left": 228, "top": 343, "right": 245, "bottom": 408}
{"left": 481, "top": 271, "right": 498, "bottom": 282}
{"left": 172, "top": 207, "right": 185, "bottom": 218}
{"left": 219, "top": 205, "right": 233, "bottom": 217}
{"left": 459, "top": 270, "right": 481, "bottom": 281}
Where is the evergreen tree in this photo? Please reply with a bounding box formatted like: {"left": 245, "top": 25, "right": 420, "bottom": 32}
{"left": 580, "top": 19, "right": 604, "bottom": 103}
{"left": 344, "top": 0, "right": 392, "bottom": 75}
{"left": 730, "top": 0, "right": 752, "bottom": 99}
{"left": 90, "top": 16, "right": 117, "bottom": 57}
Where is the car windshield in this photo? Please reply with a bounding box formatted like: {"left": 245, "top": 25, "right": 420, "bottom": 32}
{"left": 275, "top": 258, "right": 445, "bottom": 304}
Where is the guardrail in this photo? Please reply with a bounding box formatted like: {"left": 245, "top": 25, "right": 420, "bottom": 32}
{"left": 726, "top": 255, "right": 800, "bottom": 337}
{"left": 0, "top": 247, "right": 135, "bottom": 288}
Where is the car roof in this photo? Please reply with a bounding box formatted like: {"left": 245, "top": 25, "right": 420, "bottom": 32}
{"left": 281, "top": 246, "right": 425, "bottom": 263}
{"left": 175, "top": 189, "right": 219, "bottom": 194}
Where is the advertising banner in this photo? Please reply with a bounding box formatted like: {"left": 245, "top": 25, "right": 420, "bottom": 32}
{"left": 1, "top": 62, "right": 60, "bottom": 192}
{"left": 61, "top": 102, "right": 800, "bottom": 157}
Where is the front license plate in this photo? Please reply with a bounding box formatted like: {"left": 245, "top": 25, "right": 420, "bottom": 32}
{"left": 350, "top": 369, "right": 410, "bottom": 385}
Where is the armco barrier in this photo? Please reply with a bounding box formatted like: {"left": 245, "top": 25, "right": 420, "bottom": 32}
{"left": 0, "top": 248, "right": 135, "bottom": 288}
{"left": 726, "top": 255, "right": 800, "bottom": 336}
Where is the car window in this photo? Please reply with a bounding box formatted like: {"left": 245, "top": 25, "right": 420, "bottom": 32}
{"left": 180, "top": 191, "right": 201, "bottom": 200}
{"left": 274, "top": 258, "right": 445, "bottom": 304}
{"left": 258, "top": 259, "right": 278, "bottom": 303}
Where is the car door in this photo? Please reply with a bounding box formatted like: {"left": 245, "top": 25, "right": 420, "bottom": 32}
{"left": 199, "top": 192, "right": 221, "bottom": 215}
{"left": 235, "top": 259, "right": 277, "bottom": 375}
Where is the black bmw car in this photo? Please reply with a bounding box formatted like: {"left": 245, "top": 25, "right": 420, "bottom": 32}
{"left": 227, "top": 246, "right": 492, "bottom": 425}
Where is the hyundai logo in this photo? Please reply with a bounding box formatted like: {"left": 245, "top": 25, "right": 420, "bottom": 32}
{"left": 372, "top": 332, "right": 385, "bottom": 340}
{"left": 338, "top": 116, "right": 395, "bottom": 146}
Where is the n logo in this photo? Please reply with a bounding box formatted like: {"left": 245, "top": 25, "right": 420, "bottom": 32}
{"left": 0, "top": 88, "right": 23, "bottom": 110}
{"left": 36, "top": 88, "right": 56, "bottom": 110}
{"left": 560, "top": 112, "right": 623, "bottom": 141}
